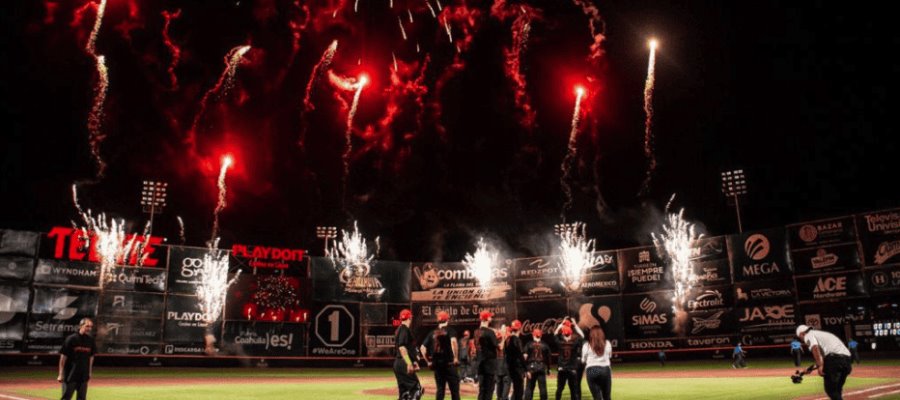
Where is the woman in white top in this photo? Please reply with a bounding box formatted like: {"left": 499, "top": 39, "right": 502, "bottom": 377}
{"left": 580, "top": 326, "right": 612, "bottom": 400}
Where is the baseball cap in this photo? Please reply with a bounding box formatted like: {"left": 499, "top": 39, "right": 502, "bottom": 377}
{"left": 796, "top": 325, "right": 811, "bottom": 337}
{"left": 562, "top": 319, "right": 572, "bottom": 327}
{"left": 532, "top": 328, "right": 543, "bottom": 338}
{"left": 479, "top": 310, "right": 494, "bottom": 321}
{"left": 561, "top": 326, "right": 573, "bottom": 336}
{"left": 510, "top": 320, "right": 522, "bottom": 331}
{"left": 437, "top": 311, "right": 450, "bottom": 322}
{"left": 399, "top": 309, "right": 413, "bottom": 321}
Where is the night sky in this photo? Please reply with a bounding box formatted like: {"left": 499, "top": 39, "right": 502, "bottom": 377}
{"left": 1, "top": 0, "right": 897, "bottom": 261}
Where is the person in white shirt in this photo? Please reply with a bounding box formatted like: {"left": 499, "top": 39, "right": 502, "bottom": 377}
{"left": 796, "top": 324, "right": 852, "bottom": 400}
{"left": 580, "top": 326, "right": 612, "bottom": 400}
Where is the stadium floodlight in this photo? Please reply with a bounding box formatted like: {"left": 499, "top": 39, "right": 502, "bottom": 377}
{"left": 316, "top": 226, "right": 338, "bottom": 256}
{"left": 141, "top": 180, "right": 168, "bottom": 236}
{"left": 721, "top": 169, "right": 748, "bottom": 233}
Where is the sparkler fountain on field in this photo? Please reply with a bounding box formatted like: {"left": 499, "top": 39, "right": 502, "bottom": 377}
{"left": 557, "top": 222, "right": 601, "bottom": 293}
{"left": 462, "top": 238, "right": 508, "bottom": 335}
{"left": 328, "top": 221, "right": 384, "bottom": 299}
{"left": 651, "top": 208, "right": 702, "bottom": 336}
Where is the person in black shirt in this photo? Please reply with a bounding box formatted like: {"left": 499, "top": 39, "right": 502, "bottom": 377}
{"left": 553, "top": 318, "right": 584, "bottom": 400}
{"left": 394, "top": 309, "right": 423, "bottom": 400}
{"left": 420, "top": 311, "right": 460, "bottom": 400}
{"left": 524, "top": 328, "right": 551, "bottom": 400}
{"left": 58, "top": 318, "right": 96, "bottom": 400}
{"left": 504, "top": 320, "right": 526, "bottom": 400}
{"left": 459, "top": 330, "right": 472, "bottom": 383}
{"left": 495, "top": 327, "right": 511, "bottom": 400}
{"left": 475, "top": 310, "right": 502, "bottom": 400}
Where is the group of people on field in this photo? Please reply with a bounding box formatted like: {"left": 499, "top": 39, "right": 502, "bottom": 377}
{"left": 393, "top": 309, "right": 613, "bottom": 400}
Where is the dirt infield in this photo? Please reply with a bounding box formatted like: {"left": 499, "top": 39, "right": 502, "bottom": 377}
{"left": 2, "top": 365, "right": 899, "bottom": 399}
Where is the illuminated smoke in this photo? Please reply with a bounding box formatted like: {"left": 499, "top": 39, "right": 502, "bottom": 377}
{"left": 398, "top": 16, "right": 407, "bottom": 40}
{"left": 84, "top": 0, "right": 108, "bottom": 178}
{"left": 652, "top": 209, "right": 702, "bottom": 317}
{"left": 462, "top": 237, "right": 499, "bottom": 291}
{"left": 557, "top": 222, "right": 600, "bottom": 292}
{"left": 560, "top": 86, "right": 586, "bottom": 220}
{"left": 328, "top": 221, "right": 380, "bottom": 276}
{"left": 161, "top": 9, "right": 182, "bottom": 90}
{"left": 640, "top": 39, "right": 658, "bottom": 196}
{"left": 196, "top": 239, "right": 240, "bottom": 325}
{"left": 571, "top": 0, "right": 607, "bottom": 65}
{"left": 493, "top": 2, "right": 538, "bottom": 129}
{"left": 187, "top": 45, "right": 252, "bottom": 149}
{"left": 211, "top": 155, "right": 233, "bottom": 245}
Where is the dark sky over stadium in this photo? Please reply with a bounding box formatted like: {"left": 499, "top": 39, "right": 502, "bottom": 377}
{"left": 1, "top": 0, "right": 897, "bottom": 261}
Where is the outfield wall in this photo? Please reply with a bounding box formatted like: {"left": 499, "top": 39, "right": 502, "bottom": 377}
{"left": 1, "top": 208, "right": 899, "bottom": 362}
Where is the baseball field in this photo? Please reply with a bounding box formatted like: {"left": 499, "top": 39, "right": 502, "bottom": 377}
{"left": 1, "top": 359, "right": 898, "bottom": 400}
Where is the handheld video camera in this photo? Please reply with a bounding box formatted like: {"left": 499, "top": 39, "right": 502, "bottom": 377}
{"left": 790, "top": 364, "right": 818, "bottom": 384}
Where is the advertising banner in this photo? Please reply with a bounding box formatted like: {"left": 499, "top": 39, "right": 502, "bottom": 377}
{"left": 866, "top": 265, "right": 900, "bottom": 294}
{"left": 0, "top": 285, "right": 30, "bottom": 353}
{"left": 362, "top": 325, "right": 399, "bottom": 357}
{"left": 0, "top": 230, "right": 40, "bottom": 257}
{"left": 230, "top": 244, "right": 306, "bottom": 272}
{"left": 790, "top": 244, "right": 862, "bottom": 275}
{"left": 33, "top": 259, "right": 100, "bottom": 287}
{"left": 516, "top": 299, "right": 568, "bottom": 349}
{"left": 99, "top": 317, "right": 163, "bottom": 343}
{"left": 729, "top": 228, "right": 792, "bottom": 282}
{"left": 0, "top": 256, "right": 34, "bottom": 282}
{"left": 167, "top": 246, "right": 225, "bottom": 295}
{"left": 104, "top": 266, "right": 168, "bottom": 293}
{"left": 26, "top": 287, "right": 99, "bottom": 352}
{"left": 309, "top": 302, "right": 360, "bottom": 357}
{"left": 42, "top": 227, "right": 167, "bottom": 268}
{"left": 795, "top": 271, "right": 868, "bottom": 302}
{"left": 799, "top": 301, "right": 869, "bottom": 337}
{"left": 787, "top": 216, "right": 857, "bottom": 250}
{"left": 622, "top": 291, "right": 675, "bottom": 339}
{"left": 734, "top": 279, "right": 796, "bottom": 305}
{"left": 567, "top": 295, "right": 624, "bottom": 350}
{"left": 98, "top": 291, "right": 165, "bottom": 318}
{"left": 221, "top": 321, "right": 306, "bottom": 357}
{"left": 163, "top": 294, "right": 211, "bottom": 343}
{"left": 620, "top": 247, "right": 672, "bottom": 293}
{"left": 689, "top": 236, "right": 732, "bottom": 286}
{"left": 735, "top": 300, "right": 797, "bottom": 345}
{"left": 101, "top": 343, "right": 160, "bottom": 356}
{"left": 311, "top": 258, "right": 411, "bottom": 303}
{"left": 857, "top": 209, "right": 900, "bottom": 267}
{"left": 410, "top": 261, "right": 511, "bottom": 302}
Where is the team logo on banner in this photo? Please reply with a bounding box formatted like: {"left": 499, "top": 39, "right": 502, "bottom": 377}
{"left": 744, "top": 234, "right": 770, "bottom": 260}
{"left": 874, "top": 241, "right": 900, "bottom": 265}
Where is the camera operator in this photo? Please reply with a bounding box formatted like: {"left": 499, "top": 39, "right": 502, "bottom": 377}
{"left": 796, "top": 324, "right": 852, "bottom": 400}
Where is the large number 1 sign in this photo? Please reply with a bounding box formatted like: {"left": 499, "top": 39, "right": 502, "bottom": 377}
{"left": 315, "top": 305, "right": 355, "bottom": 347}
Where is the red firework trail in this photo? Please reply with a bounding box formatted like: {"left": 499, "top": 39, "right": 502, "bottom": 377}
{"left": 571, "top": 0, "right": 607, "bottom": 65}
{"left": 639, "top": 40, "right": 658, "bottom": 196}
{"left": 561, "top": 86, "right": 586, "bottom": 221}
{"left": 343, "top": 75, "right": 368, "bottom": 190}
{"left": 360, "top": 57, "right": 430, "bottom": 155}
{"left": 303, "top": 40, "right": 339, "bottom": 112}
{"left": 187, "top": 45, "right": 252, "bottom": 149}
{"left": 84, "top": 0, "right": 109, "bottom": 178}
{"left": 211, "top": 155, "right": 233, "bottom": 245}
{"left": 161, "top": 9, "right": 182, "bottom": 90}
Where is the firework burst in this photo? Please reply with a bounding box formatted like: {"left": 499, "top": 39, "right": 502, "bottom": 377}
{"left": 462, "top": 237, "right": 499, "bottom": 291}
{"left": 651, "top": 208, "right": 702, "bottom": 313}
{"left": 161, "top": 9, "right": 182, "bottom": 90}
{"left": 328, "top": 221, "right": 380, "bottom": 275}
{"left": 196, "top": 241, "right": 240, "bottom": 325}
{"left": 557, "top": 222, "right": 600, "bottom": 292}
{"left": 187, "top": 45, "right": 251, "bottom": 148}
{"left": 84, "top": 0, "right": 109, "bottom": 178}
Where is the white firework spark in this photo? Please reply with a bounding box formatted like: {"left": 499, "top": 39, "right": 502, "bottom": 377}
{"left": 560, "top": 86, "right": 585, "bottom": 220}
{"left": 557, "top": 222, "right": 600, "bottom": 292}
{"left": 462, "top": 237, "right": 499, "bottom": 291}
{"left": 211, "top": 155, "right": 233, "bottom": 245}
{"left": 652, "top": 208, "right": 702, "bottom": 312}
{"left": 328, "top": 221, "right": 380, "bottom": 274}
{"left": 195, "top": 240, "right": 240, "bottom": 325}
{"left": 398, "top": 16, "right": 407, "bottom": 40}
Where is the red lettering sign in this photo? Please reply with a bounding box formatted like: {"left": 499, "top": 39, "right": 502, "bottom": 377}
{"left": 46, "top": 227, "right": 165, "bottom": 267}
{"left": 231, "top": 244, "right": 305, "bottom": 269}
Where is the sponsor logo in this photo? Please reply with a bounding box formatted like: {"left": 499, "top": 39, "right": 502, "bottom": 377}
{"left": 736, "top": 286, "right": 793, "bottom": 301}
{"left": 365, "top": 335, "right": 395, "bottom": 349}
{"left": 180, "top": 258, "right": 204, "bottom": 278}
{"left": 874, "top": 241, "right": 900, "bottom": 265}
{"left": 52, "top": 296, "right": 79, "bottom": 320}
{"left": 415, "top": 263, "right": 511, "bottom": 288}
{"left": 690, "top": 239, "right": 725, "bottom": 260}
{"left": 633, "top": 298, "right": 667, "bottom": 326}
{"left": 687, "top": 337, "right": 731, "bottom": 347}
{"left": 870, "top": 271, "right": 888, "bottom": 287}
{"left": 812, "top": 276, "right": 848, "bottom": 299}
{"left": 638, "top": 251, "right": 651, "bottom": 263}
{"left": 744, "top": 234, "right": 771, "bottom": 260}
{"left": 163, "top": 344, "right": 205, "bottom": 354}
{"left": 736, "top": 287, "right": 748, "bottom": 301}
{"left": 527, "top": 281, "right": 554, "bottom": 296}
{"left": 232, "top": 245, "right": 305, "bottom": 263}
{"left": 864, "top": 212, "right": 900, "bottom": 234}
{"left": 811, "top": 249, "right": 839, "bottom": 269}
{"left": 805, "top": 314, "right": 822, "bottom": 330}
{"left": 519, "top": 259, "right": 558, "bottom": 277}
{"left": 639, "top": 298, "right": 657, "bottom": 313}
{"left": 106, "top": 322, "right": 122, "bottom": 336}
{"left": 739, "top": 304, "right": 795, "bottom": 326}
{"left": 0, "top": 293, "right": 16, "bottom": 324}
{"left": 687, "top": 290, "right": 725, "bottom": 311}
{"left": 167, "top": 311, "right": 211, "bottom": 322}
{"left": 46, "top": 226, "right": 163, "bottom": 267}
{"left": 798, "top": 225, "right": 818, "bottom": 243}
{"left": 113, "top": 295, "right": 126, "bottom": 308}
{"left": 690, "top": 311, "right": 724, "bottom": 334}
{"left": 627, "top": 340, "right": 674, "bottom": 350}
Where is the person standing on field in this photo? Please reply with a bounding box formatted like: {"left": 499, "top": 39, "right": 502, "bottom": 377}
{"left": 421, "top": 311, "right": 460, "bottom": 400}
{"left": 58, "top": 318, "right": 96, "bottom": 400}
{"left": 394, "top": 309, "right": 423, "bottom": 400}
{"left": 791, "top": 339, "right": 804, "bottom": 367}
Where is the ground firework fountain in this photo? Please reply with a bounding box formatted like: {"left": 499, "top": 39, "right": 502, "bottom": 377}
{"left": 557, "top": 222, "right": 600, "bottom": 292}
{"left": 328, "top": 221, "right": 384, "bottom": 299}
{"left": 652, "top": 208, "right": 702, "bottom": 335}
{"left": 462, "top": 237, "right": 499, "bottom": 292}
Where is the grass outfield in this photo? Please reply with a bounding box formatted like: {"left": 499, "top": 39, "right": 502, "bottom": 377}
{"left": 4, "top": 359, "right": 899, "bottom": 400}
